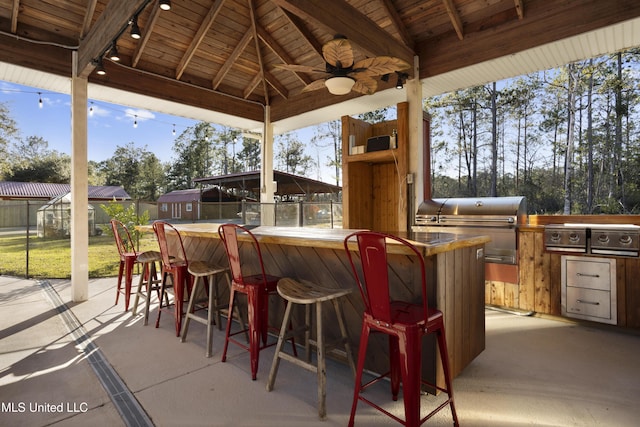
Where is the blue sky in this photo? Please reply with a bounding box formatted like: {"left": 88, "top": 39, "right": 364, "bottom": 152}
{"left": 0, "top": 80, "right": 338, "bottom": 183}
{"left": 0, "top": 81, "right": 200, "bottom": 164}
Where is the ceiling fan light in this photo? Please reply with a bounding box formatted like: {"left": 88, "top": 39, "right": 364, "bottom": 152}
{"left": 325, "top": 76, "right": 355, "bottom": 95}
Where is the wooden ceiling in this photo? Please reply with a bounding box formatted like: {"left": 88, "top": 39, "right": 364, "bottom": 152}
{"left": 1, "top": 0, "right": 639, "bottom": 126}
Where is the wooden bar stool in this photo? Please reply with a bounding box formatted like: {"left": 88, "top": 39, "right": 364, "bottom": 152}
{"left": 180, "top": 260, "right": 232, "bottom": 357}
{"left": 131, "top": 250, "right": 167, "bottom": 325}
{"left": 266, "top": 278, "right": 356, "bottom": 420}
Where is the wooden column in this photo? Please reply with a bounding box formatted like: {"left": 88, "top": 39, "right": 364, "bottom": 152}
{"left": 71, "top": 51, "right": 89, "bottom": 302}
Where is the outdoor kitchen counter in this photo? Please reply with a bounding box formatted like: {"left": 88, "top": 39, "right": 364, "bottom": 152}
{"left": 140, "top": 224, "right": 489, "bottom": 383}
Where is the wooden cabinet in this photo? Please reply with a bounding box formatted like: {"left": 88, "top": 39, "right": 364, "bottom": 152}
{"left": 341, "top": 102, "right": 408, "bottom": 231}
{"left": 562, "top": 256, "right": 617, "bottom": 325}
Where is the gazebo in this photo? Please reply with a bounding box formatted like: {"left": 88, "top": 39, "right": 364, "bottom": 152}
{"left": 0, "top": 0, "right": 638, "bottom": 300}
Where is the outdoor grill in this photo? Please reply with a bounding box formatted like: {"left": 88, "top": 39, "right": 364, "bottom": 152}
{"left": 414, "top": 196, "right": 527, "bottom": 266}
{"left": 544, "top": 223, "right": 640, "bottom": 257}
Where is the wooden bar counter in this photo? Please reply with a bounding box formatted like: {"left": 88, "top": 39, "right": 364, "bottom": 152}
{"left": 141, "top": 224, "right": 489, "bottom": 386}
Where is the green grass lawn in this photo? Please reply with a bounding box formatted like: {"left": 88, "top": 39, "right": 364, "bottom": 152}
{"left": 0, "top": 233, "right": 159, "bottom": 279}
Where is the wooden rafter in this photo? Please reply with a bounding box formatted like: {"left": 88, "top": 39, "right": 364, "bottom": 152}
{"left": 132, "top": 5, "right": 162, "bottom": 68}
{"left": 10, "top": 0, "right": 19, "bottom": 34}
{"left": 81, "top": 0, "right": 98, "bottom": 39}
{"left": 212, "top": 30, "right": 253, "bottom": 90}
{"left": 514, "top": 0, "right": 524, "bottom": 20}
{"left": 176, "top": 0, "right": 225, "bottom": 80}
{"left": 77, "top": 0, "right": 147, "bottom": 78}
{"left": 248, "top": 0, "right": 269, "bottom": 104}
{"left": 442, "top": 0, "right": 464, "bottom": 41}
{"left": 380, "top": 0, "right": 414, "bottom": 50}
{"left": 280, "top": 9, "right": 324, "bottom": 61}
{"left": 271, "top": 0, "right": 414, "bottom": 66}
{"left": 256, "top": 24, "right": 313, "bottom": 86}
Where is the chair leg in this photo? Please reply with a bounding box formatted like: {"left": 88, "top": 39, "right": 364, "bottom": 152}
{"left": 389, "top": 335, "right": 401, "bottom": 401}
{"left": 124, "top": 256, "right": 136, "bottom": 311}
{"left": 398, "top": 328, "right": 422, "bottom": 427}
{"left": 156, "top": 272, "right": 171, "bottom": 329}
{"left": 332, "top": 298, "right": 356, "bottom": 377}
{"left": 348, "top": 322, "right": 371, "bottom": 427}
{"left": 315, "top": 302, "right": 327, "bottom": 420}
{"left": 132, "top": 261, "right": 151, "bottom": 317}
{"left": 221, "top": 287, "right": 236, "bottom": 363}
{"left": 437, "top": 328, "right": 459, "bottom": 426}
{"left": 180, "top": 276, "right": 201, "bottom": 344}
{"left": 115, "top": 261, "right": 124, "bottom": 305}
{"left": 266, "top": 299, "right": 294, "bottom": 392}
{"left": 248, "top": 287, "right": 261, "bottom": 380}
{"left": 142, "top": 262, "right": 160, "bottom": 326}
{"left": 205, "top": 275, "right": 215, "bottom": 357}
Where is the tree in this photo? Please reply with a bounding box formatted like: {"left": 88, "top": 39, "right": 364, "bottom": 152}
{"left": 235, "top": 136, "right": 261, "bottom": 171}
{"left": 167, "top": 122, "right": 216, "bottom": 190}
{"left": 311, "top": 120, "right": 341, "bottom": 185}
{"left": 275, "top": 132, "right": 314, "bottom": 176}
{"left": 98, "top": 142, "right": 166, "bottom": 200}
{"left": 5, "top": 135, "right": 71, "bottom": 183}
{"left": 0, "top": 102, "right": 18, "bottom": 179}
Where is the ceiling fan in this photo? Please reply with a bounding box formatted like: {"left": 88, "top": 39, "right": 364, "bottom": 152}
{"left": 275, "top": 35, "right": 411, "bottom": 95}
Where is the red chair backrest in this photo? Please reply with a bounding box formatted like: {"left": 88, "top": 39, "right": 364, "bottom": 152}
{"left": 153, "top": 221, "right": 188, "bottom": 269}
{"left": 110, "top": 219, "right": 134, "bottom": 259}
{"left": 218, "top": 223, "right": 269, "bottom": 286}
{"left": 344, "top": 231, "right": 428, "bottom": 324}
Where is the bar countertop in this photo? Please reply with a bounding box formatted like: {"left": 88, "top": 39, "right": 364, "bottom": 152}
{"left": 139, "top": 223, "right": 490, "bottom": 257}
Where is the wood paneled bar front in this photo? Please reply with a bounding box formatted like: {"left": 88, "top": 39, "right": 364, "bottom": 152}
{"left": 139, "top": 224, "right": 488, "bottom": 386}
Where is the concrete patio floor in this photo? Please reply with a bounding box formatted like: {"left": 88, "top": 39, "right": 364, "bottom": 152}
{"left": 1, "top": 275, "right": 640, "bottom": 426}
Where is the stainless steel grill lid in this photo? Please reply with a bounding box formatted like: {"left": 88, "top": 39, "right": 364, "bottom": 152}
{"left": 416, "top": 196, "right": 527, "bottom": 226}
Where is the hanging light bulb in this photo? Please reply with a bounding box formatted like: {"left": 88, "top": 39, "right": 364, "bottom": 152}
{"left": 133, "top": 115, "right": 138, "bottom": 128}
{"left": 108, "top": 42, "right": 120, "bottom": 61}
{"left": 172, "top": 124, "right": 176, "bottom": 136}
{"left": 130, "top": 16, "right": 141, "bottom": 39}
{"left": 95, "top": 58, "right": 106, "bottom": 75}
{"left": 89, "top": 102, "right": 94, "bottom": 116}
{"left": 38, "top": 92, "right": 43, "bottom": 109}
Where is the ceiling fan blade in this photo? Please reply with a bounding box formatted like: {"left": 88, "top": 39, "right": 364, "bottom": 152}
{"left": 352, "top": 79, "right": 378, "bottom": 95}
{"left": 322, "top": 38, "right": 354, "bottom": 69}
{"left": 351, "top": 56, "right": 411, "bottom": 78}
{"left": 301, "top": 79, "right": 328, "bottom": 93}
{"left": 274, "top": 64, "right": 328, "bottom": 74}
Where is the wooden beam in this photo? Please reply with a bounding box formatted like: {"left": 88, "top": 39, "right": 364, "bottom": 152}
{"left": 514, "top": 0, "right": 525, "bottom": 20}
{"left": 248, "top": 0, "right": 269, "bottom": 105}
{"left": 81, "top": 0, "right": 98, "bottom": 38}
{"left": 132, "top": 4, "right": 162, "bottom": 67}
{"left": 256, "top": 24, "right": 312, "bottom": 86}
{"left": 418, "top": 0, "right": 640, "bottom": 79}
{"left": 442, "top": 0, "right": 464, "bottom": 40}
{"left": 380, "top": 0, "right": 414, "bottom": 50}
{"left": 176, "top": 0, "right": 225, "bottom": 80}
{"left": 212, "top": 30, "right": 253, "bottom": 90}
{"left": 93, "top": 60, "right": 264, "bottom": 121}
{"left": 10, "top": 0, "right": 19, "bottom": 34}
{"left": 77, "top": 0, "right": 148, "bottom": 78}
{"left": 271, "top": 0, "right": 414, "bottom": 66}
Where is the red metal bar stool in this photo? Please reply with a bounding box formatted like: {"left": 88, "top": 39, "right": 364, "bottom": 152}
{"left": 344, "top": 231, "right": 459, "bottom": 427}
{"left": 266, "top": 277, "right": 356, "bottom": 420}
{"left": 153, "top": 221, "right": 192, "bottom": 336}
{"left": 131, "top": 250, "right": 168, "bottom": 325}
{"left": 180, "top": 260, "right": 234, "bottom": 357}
{"left": 110, "top": 219, "right": 140, "bottom": 311}
{"left": 218, "top": 223, "right": 294, "bottom": 380}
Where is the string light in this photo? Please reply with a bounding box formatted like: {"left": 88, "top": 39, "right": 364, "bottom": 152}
{"left": 1, "top": 86, "right": 190, "bottom": 136}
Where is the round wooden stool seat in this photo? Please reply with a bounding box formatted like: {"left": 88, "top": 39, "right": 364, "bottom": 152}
{"left": 276, "top": 277, "right": 351, "bottom": 305}
{"left": 267, "top": 277, "right": 356, "bottom": 420}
